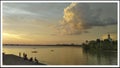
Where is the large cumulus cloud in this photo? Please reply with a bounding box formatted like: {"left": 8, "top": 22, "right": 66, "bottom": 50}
{"left": 58, "top": 3, "right": 117, "bottom": 35}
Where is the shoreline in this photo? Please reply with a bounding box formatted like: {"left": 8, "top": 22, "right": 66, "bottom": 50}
{"left": 3, "top": 44, "right": 82, "bottom": 47}
{"left": 3, "top": 53, "right": 46, "bottom": 65}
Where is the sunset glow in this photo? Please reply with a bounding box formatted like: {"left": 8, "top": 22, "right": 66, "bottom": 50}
{"left": 2, "top": 3, "right": 117, "bottom": 44}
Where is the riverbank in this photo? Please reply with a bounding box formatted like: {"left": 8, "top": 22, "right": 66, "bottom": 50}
{"left": 3, "top": 54, "right": 45, "bottom": 65}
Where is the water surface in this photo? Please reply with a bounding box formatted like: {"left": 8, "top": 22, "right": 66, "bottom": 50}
{"left": 3, "top": 45, "right": 117, "bottom": 65}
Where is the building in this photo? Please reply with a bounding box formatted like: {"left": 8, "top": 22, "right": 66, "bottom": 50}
{"left": 108, "top": 34, "right": 112, "bottom": 42}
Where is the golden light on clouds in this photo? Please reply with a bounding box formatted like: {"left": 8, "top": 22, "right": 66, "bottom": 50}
{"left": 3, "top": 32, "right": 63, "bottom": 44}
{"left": 3, "top": 33, "right": 32, "bottom": 44}
{"left": 58, "top": 3, "right": 117, "bottom": 35}
{"left": 2, "top": 3, "right": 117, "bottom": 44}
{"left": 59, "top": 3, "right": 85, "bottom": 35}
{"left": 63, "top": 10, "right": 74, "bottom": 22}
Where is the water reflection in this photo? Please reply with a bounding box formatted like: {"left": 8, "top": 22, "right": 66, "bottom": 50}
{"left": 83, "top": 50, "right": 117, "bottom": 65}
{"left": 3, "top": 46, "right": 117, "bottom": 65}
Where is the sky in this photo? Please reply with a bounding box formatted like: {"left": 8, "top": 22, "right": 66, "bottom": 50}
{"left": 2, "top": 3, "right": 117, "bottom": 45}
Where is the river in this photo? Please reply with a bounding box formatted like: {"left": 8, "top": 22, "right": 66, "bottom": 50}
{"left": 3, "top": 45, "right": 117, "bottom": 65}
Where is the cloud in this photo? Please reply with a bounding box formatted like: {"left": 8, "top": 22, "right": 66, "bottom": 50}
{"left": 3, "top": 32, "right": 33, "bottom": 40}
{"left": 3, "top": 32, "right": 33, "bottom": 44}
{"left": 57, "top": 3, "right": 117, "bottom": 35}
{"left": 3, "top": 6, "right": 36, "bottom": 17}
{"left": 3, "top": 3, "right": 68, "bottom": 21}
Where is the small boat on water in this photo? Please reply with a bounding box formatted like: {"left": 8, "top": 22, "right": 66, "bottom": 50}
{"left": 51, "top": 50, "right": 54, "bottom": 52}
{"left": 32, "top": 51, "right": 37, "bottom": 53}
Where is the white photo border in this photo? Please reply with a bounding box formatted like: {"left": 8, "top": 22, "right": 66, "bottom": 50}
{"left": 1, "top": 0, "right": 119, "bottom": 67}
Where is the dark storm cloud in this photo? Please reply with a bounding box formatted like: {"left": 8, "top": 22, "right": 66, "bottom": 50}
{"left": 58, "top": 3, "right": 117, "bottom": 35}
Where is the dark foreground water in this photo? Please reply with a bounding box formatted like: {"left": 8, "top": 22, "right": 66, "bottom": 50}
{"left": 3, "top": 45, "right": 117, "bottom": 65}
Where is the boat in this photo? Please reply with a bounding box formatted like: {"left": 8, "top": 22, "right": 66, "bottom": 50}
{"left": 32, "top": 51, "right": 37, "bottom": 53}
{"left": 51, "top": 50, "right": 54, "bottom": 52}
